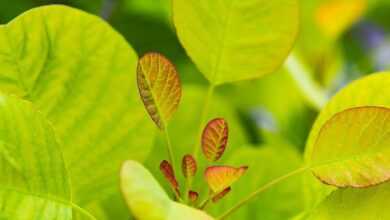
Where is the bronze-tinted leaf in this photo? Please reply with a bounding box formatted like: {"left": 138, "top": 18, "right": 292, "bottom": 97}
{"left": 205, "top": 165, "right": 248, "bottom": 193}
{"left": 188, "top": 191, "right": 199, "bottom": 203}
{"left": 160, "top": 160, "right": 180, "bottom": 195}
{"left": 202, "top": 118, "right": 228, "bottom": 161}
{"left": 137, "top": 52, "right": 181, "bottom": 129}
{"left": 182, "top": 154, "right": 197, "bottom": 178}
{"left": 212, "top": 187, "right": 231, "bottom": 203}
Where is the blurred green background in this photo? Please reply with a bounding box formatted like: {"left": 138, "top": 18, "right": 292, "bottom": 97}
{"left": 2, "top": 0, "right": 390, "bottom": 219}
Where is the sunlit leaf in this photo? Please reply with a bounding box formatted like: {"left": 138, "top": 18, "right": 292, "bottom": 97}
{"left": 306, "top": 73, "right": 390, "bottom": 161}
{"left": 182, "top": 154, "right": 197, "bottom": 178}
{"left": 173, "top": 0, "right": 299, "bottom": 84}
{"left": 308, "top": 182, "right": 390, "bottom": 220}
{"left": 120, "top": 161, "right": 214, "bottom": 220}
{"left": 212, "top": 187, "right": 231, "bottom": 203}
{"left": 311, "top": 106, "right": 390, "bottom": 188}
{"left": 188, "top": 191, "right": 199, "bottom": 203}
{"left": 202, "top": 118, "right": 229, "bottom": 162}
{"left": 0, "top": 5, "right": 155, "bottom": 207}
{"left": 205, "top": 166, "right": 248, "bottom": 193}
{"left": 160, "top": 160, "right": 180, "bottom": 195}
{"left": 0, "top": 93, "right": 92, "bottom": 219}
{"left": 137, "top": 52, "right": 182, "bottom": 129}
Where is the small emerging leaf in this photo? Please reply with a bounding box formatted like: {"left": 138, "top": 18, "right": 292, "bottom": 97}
{"left": 202, "top": 118, "right": 229, "bottom": 161}
{"left": 212, "top": 187, "right": 231, "bottom": 203}
{"left": 188, "top": 191, "right": 199, "bottom": 203}
{"left": 160, "top": 160, "right": 180, "bottom": 195}
{"left": 137, "top": 52, "right": 182, "bottom": 129}
{"left": 182, "top": 154, "right": 197, "bottom": 178}
{"left": 205, "top": 165, "right": 248, "bottom": 193}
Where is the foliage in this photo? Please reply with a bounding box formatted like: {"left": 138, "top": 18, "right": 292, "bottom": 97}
{"left": 0, "top": 1, "right": 390, "bottom": 220}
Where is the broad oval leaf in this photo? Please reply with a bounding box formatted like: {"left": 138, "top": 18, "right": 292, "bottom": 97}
{"left": 205, "top": 165, "right": 248, "bottom": 193}
{"left": 308, "top": 182, "right": 390, "bottom": 220}
{"left": 311, "top": 106, "right": 390, "bottom": 188}
{"left": 182, "top": 154, "right": 197, "bottom": 178}
{"left": 121, "top": 160, "right": 171, "bottom": 220}
{"left": 0, "top": 5, "right": 155, "bottom": 205}
{"left": 120, "top": 160, "right": 214, "bottom": 220}
{"left": 173, "top": 0, "right": 299, "bottom": 85}
{"left": 202, "top": 118, "right": 229, "bottom": 162}
{"left": 0, "top": 93, "right": 92, "bottom": 219}
{"left": 137, "top": 52, "right": 182, "bottom": 129}
{"left": 306, "top": 73, "right": 390, "bottom": 160}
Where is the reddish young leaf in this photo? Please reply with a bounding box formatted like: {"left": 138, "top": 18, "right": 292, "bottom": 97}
{"left": 205, "top": 165, "right": 248, "bottom": 193}
{"left": 182, "top": 154, "right": 197, "bottom": 178}
{"left": 137, "top": 52, "right": 181, "bottom": 129}
{"left": 212, "top": 187, "right": 231, "bottom": 203}
{"left": 188, "top": 190, "right": 199, "bottom": 203}
{"left": 201, "top": 118, "right": 229, "bottom": 161}
{"left": 160, "top": 160, "right": 180, "bottom": 195}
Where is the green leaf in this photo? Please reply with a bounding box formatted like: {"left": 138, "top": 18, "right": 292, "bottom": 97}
{"left": 0, "top": 93, "right": 91, "bottom": 219}
{"left": 311, "top": 106, "right": 390, "bottom": 187}
{"left": 308, "top": 182, "right": 390, "bottom": 220}
{"left": 209, "top": 145, "right": 304, "bottom": 220}
{"left": 0, "top": 5, "right": 155, "bottom": 205}
{"left": 137, "top": 52, "right": 182, "bottom": 129}
{"left": 306, "top": 73, "right": 390, "bottom": 161}
{"left": 120, "top": 160, "right": 214, "bottom": 220}
{"left": 173, "top": 0, "right": 299, "bottom": 85}
{"left": 303, "top": 72, "right": 390, "bottom": 211}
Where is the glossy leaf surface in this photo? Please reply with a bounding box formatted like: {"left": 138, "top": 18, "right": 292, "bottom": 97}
{"left": 137, "top": 52, "right": 181, "bottom": 129}
{"left": 173, "top": 0, "right": 299, "bottom": 84}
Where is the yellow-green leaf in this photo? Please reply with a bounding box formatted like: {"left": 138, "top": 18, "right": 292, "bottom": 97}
{"left": 311, "top": 106, "right": 390, "bottom": 188}
{"left": 137, "top": 52, "right": 182, "bottom": 129}
{"left": 173, "top": 0, "right": 299, "bottom": 85}
{"left": 0, "top": 93, "right": 92, "bottom": 219}
{"left": 308, "top": 182, "right": 390, "bottom": 220}
{"left": 120, "top": 160, "right": 214, "bottom": 220}
{"left": 306, "top": 73, "right": 390, "bottom": 161}
{"left": 0, "top": 5, "right": 155, "bottom": 207}
{"left": 205, "top": 166, "right": 248, "bottom": 193}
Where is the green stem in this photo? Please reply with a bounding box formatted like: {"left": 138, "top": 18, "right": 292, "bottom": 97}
{"left": 285, "top": 54, "right": 328, "bottom": 110}
{"left": 163, "top": 126, "right": 177, "bottom": 175}
{"left": 217, "top": 166, "right": 308, "bottom": 220}
{"left": 71, "top": 202, "right": 97, "bottom": 220}
{"left": 193, "top": 84, "right": 215, "bottom": 158}
{"left": 185, "top": 84, "right": 215, "bottom": 202}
